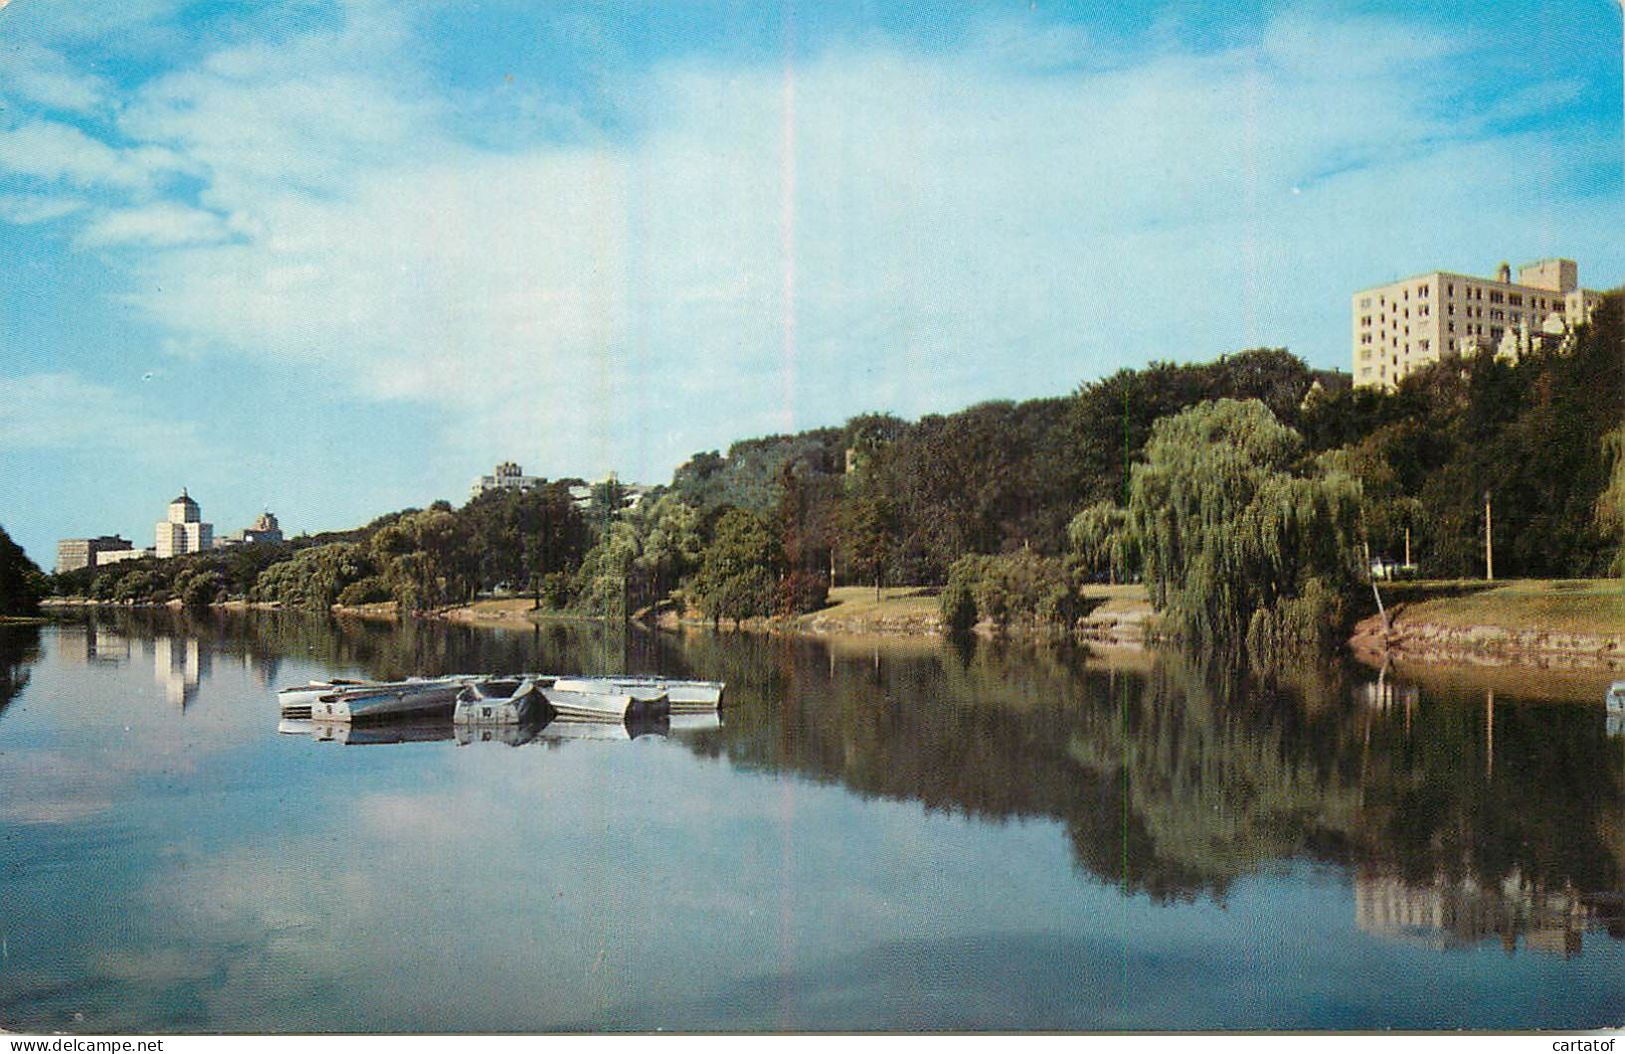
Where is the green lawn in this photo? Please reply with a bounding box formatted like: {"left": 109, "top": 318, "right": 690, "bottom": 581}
{"left": 1383, "top": 578, "right": 1625, "bottom": 636}
{"left": 812, "top": 585, "right": 943, "bottom": 622}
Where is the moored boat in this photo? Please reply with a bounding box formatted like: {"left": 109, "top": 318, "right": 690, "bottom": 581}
{"left": 277, "top": 678, "right": 371, "bottom": 718}
{"left": 551, "top": 677, "right": 723, "bottom": 712}
{"left": 278, "top": 675, "right": 478, "bottom": 718}
{"left": 310, "top": 678, "right": 469, "bottom": 723}
{"left": 454, "top": 678, "right": 539, "bottom": 725}
{"left": 540, "top": 685, "right": 670, "bottom": 722}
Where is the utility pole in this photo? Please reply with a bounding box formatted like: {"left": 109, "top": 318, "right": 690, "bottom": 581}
{"left": 1484, "top": 490, "right": 1494, "bottom": 582}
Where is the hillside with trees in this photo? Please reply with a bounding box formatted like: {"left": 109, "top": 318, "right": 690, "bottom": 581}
{"left": 46, "top": 290, "right": 1623, "bottom": 655}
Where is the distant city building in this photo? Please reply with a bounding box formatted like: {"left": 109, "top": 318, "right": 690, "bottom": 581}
{"left": 218, "top": 510, "right": 284, "bottom": 548}
{"left": 97, "top": 548, "right": 152, "bottom": 567}
{"left": 568, "top": 475, "right": 652, "bottom": 513}
{"left": 470, "top": 461, "right": 545, "bottom": 500}
{"left": 1352, "top": 258, "right": 1604, "bottom": 390}
{"left": 55, "top": 535, "right": 134, "bottom": 573}
{"left": 155, "top": 489, "right": 213, "bottom": 558}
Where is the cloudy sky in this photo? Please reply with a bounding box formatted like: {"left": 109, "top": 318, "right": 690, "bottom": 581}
{"left": 1, "top": 0, "right": 1621, "bottom": 564}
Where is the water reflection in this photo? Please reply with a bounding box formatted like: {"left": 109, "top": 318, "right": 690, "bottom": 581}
{"left": 35, "top": 609, "right": 1625, "bottom": 923}
{"left": 0, "top": 622, "right": 40, "bottom": 718}
{"left": 4, "top": 610, "right": 1622, "bottom": 1031}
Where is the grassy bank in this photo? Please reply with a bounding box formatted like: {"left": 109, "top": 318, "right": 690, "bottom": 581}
{"left": 1378, "top": 579, "right": 1625, "bottom": 636}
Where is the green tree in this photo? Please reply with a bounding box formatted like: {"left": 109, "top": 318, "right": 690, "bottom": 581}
{"left": 1067, "top": 501, "right": 1137, "bottom": 584}
{"left": 1129, "top": 399, "right": 1362, "bottom": 657}
{"left": 0, "top": 525, "right": 46, "bottom": 617}
{"left": 252, "top": 542, "right": 373, "bottom": 611}
{"left": 372, "top": 509, "right": 478, "bottom": 612}
{"left": 837, "top": 494, "right": 897, "bottom": 601}
{"left": 691, "top": 508, "right": 783, "bottom": 626}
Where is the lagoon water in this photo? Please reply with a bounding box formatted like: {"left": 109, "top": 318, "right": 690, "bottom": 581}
{"left": 0, "top": 611, "right": 1621, "bottom": 1032}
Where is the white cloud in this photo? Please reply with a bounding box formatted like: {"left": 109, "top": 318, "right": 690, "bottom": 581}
{"left": 0, "top": 373, "right": 202, "bottom": 456}
{"left": 76, "top": 202, "right": 231, "bottom": 248}
{"left": 0, "top": 40, "right": 109, "bottom": 112}
{"left": 6, "top": 7, "right": 1621, "bottom": 482}
{"left": 0, "top": 120, "right": 172, "bottom": 192}
{"left": 0, "top": 192, "right": 84, "bottom": 223}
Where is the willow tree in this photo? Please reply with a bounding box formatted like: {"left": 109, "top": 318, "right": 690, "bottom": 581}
{"left": 1067, "top": 500, "right": 1137, "bottom": 584}
{"left": 1128, "top": 399, "right": 1362, "bottom": 657}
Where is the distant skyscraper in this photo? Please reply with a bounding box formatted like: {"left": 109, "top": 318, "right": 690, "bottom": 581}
{"left": 155, "top": 489, "right": 213, "bottom": 558}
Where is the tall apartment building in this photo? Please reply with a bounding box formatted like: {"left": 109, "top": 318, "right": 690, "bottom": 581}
{"left": 1352, "top": 258, "right": 1603, "bottom": 389}
{"left": 155, "top": 489, "right": 213, "bottom": 558}
{"left": 55, "top": 535, "right": 134, "bottom": 573}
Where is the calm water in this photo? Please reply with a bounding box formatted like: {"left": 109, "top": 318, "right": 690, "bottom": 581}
{"left": 0, "top": 611, "right": 1621, "bottom": 1032}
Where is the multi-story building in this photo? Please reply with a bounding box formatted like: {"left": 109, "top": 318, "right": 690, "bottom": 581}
{"left": 1352, "top": 258, "right": 1604, "bottom": 389}
{"left": 97, "top": 548, "right": 152, "bottom": 567}
{"left": 470, "top": 461, "right": 544, "bottom": 500}
{"left": 55, "top": 535, "right": 135, "bottom": 573}
{"left": 155, "top": 489, "right": 213, "bottom": 558}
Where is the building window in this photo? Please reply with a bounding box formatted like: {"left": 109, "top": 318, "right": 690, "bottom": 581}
{"left": 1490, "top": 291, "right": 1504, "bottom": 304}
{"left": 1509, "top": 294, "right": 1522, "bottom": 306}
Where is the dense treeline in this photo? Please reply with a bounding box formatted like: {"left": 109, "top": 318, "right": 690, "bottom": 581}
{"left": 1, "top": 524, "right": 47, "bottom": 617}
{"left": 46, "top": 293, "right": 1624, "bottom": 647}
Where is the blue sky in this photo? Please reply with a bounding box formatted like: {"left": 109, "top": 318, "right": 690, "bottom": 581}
{"left": 1, "top": 0, "right": 1621, "bottom": 565}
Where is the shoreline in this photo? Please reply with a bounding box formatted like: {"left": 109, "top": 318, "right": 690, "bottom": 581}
{"left": 38, "top": 578, "right": 1625, "bottom": 672}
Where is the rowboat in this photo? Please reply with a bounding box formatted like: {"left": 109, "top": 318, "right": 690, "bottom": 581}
{"left": 278, "top": 675, "right": 477, "bottom": 718}
{"left": 309, "top": 679, "right": 469, "bottom": 723}
{"left": 541, "top": 685, "right": 669, "bottom": 723}
{"left": 453, "top": 678, "right": 539, "bottom": 725}
{"left": 551, "top": 677, "right": 724, "bottom": 712}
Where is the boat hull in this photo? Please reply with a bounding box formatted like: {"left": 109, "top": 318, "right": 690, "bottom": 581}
{"left": 310, "top": 682, "right": 466, "bottom": 723}
{"left": 551, "top": 677, "right": 722, "bottom": 711}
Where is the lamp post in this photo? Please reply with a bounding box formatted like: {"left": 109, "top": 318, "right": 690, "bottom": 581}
{"left": 1484, "top": 490, "right": 1494, "bottom": 582}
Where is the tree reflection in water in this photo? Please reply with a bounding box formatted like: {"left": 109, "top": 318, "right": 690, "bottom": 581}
{"left": 37, "top": 608, "right": 1625, "bottom": 952}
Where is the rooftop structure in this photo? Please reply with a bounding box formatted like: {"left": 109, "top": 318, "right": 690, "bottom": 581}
{"left": 1352, "top": 258, "right": 1604, "bottom": 390}
{"left": 218, "top": 510, "right": 284, "bottom": 548}
{"left": 470, "top": 461, "right": 544, "bottom": 500}
{"left": 156, "top": 488, "right": 213, "bottom": 558}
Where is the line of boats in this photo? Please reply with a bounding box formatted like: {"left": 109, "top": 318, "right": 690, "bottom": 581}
{"left": 277, "top": 709, "right": 721, "bottom": 747}
{"left": 277, "top": 674, "right": 726, "bottom": 728}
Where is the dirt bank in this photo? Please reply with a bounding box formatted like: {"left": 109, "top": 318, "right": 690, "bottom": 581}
{"left": 1350, "top": 579, "right": 1625, "bottom": 670}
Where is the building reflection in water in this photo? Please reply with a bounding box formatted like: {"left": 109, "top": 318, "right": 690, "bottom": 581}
{"left": 55, "top": 624, "right": 133, "bottom": 666}
{"left": 1355, "top": 868, "right": 1605, "bottom": 957}
{"left": 153, "top": 635, "right": 209, "bottom": 709}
